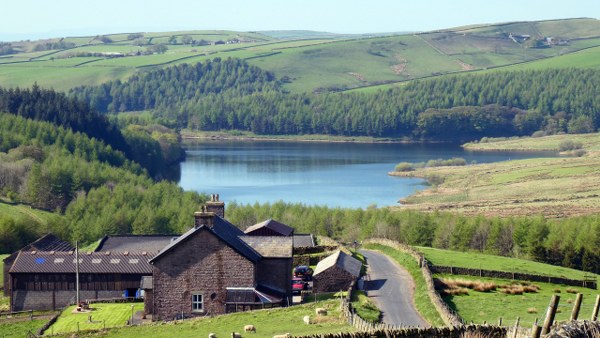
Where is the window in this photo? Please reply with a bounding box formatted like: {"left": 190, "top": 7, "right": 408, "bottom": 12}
{"left": 192, "top": 293, "right": 203, "bottom": 312}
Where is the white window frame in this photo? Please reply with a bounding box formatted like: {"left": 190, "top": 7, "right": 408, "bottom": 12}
{"left": 192, "top": 293, "right": 204, "bottom": 312}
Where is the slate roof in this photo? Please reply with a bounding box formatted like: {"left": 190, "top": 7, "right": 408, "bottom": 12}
{"left": 95, "top": 235, "right": 178, "bottom": 254}
{"left": 226, "top": 286, "right": 283, "bottom": 304}
{"left": 150, "top": 216, "right": 261, "bottom": 264}
{"left": 239, "top": 236, "right": 293, "bottom": 258}
{"left": 244, "top": 219, "right": 294, "bottom": 236}
{"left": 292, "top": 234, "right": 315, "bottom": 248}
{"left": 313, "top": 250, "right": 361, "bottom": 278}
{"left": 9, "top": 251, "right": 153, "bottom": 274}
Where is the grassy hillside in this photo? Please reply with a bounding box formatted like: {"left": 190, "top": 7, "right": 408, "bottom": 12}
{"left": 416, "top": 247, "right": 597, "bottom": 280}
{"left": 1, "top": 18, "right": 599, "bottom": 93}
{"left": 390, "top": 132, "right": 600, "bottom": 218}
{"left": 0, "top": 202, "right": 60, "bottom": 232}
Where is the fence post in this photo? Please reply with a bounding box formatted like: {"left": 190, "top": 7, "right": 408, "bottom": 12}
{"left": 592, "top": 294, "right": 600, "bottom": 321}
{"left": 531, "top": 319, "right": 541, "bottom": 338}
{"left": 497, "top": 317, "right": 502, "bottom": 326}
{"left": 541, "top": 295, "right": 560, "bottom": 336}
{"left": 511, "top": 316, "right": 520, "bottom": 338}
{"left": 570, "top": 293, "right": 583, "bottom": 321}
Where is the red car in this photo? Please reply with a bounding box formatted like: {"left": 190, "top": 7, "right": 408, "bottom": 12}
{"left": 292, "top": 277, "right": 307, "bottom": 292}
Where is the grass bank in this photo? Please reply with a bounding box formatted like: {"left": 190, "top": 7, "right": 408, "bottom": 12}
{"left": 363, "top": 243, "right": 445, "bottom": 327}
{"left": 463, "top": 132, "right": 600, "bottom": 152}
{"left": 416, "top": 247, "right": 598, "bottom": 281}
{"left": 0, "top": 319, "right": 48, "bottom": 337}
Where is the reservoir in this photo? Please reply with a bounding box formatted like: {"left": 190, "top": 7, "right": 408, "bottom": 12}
{"left": 179, "top": 140, "right": 551, "bottom": 208}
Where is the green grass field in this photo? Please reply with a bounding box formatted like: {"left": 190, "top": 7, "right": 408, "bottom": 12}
{"left": 49, "top": 303, "right": 145, "bottom": 334}
{"left": 0, "top": 319, "right": 48, "bottom": 337}
{"left": 437, "top": 274, "right": 600, "bottom": 325}
{"left": 415, "top": 247, "right": 598, "bottom": 280}
{"left": 48, "top": 299, "right": 352, "bottom": 338}
{"left": 463, "top": 132, "right": 600, "bottom": 152}
{"left": 363, "top": 244, "right": 445, "bottom": 327}
{"left": 1, "top": 19, "right": 599, "bottom": 93}
{"left": 0, "top": 202, "right": 59, "bottom": 226}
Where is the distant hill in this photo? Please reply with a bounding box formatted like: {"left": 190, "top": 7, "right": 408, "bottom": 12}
{"left": 1, "top": 18, "right": 599, "bottom": 93}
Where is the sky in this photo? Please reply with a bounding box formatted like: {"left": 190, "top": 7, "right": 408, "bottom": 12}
{"left": 2, "top": 0, "right": 599, "bottom": 41}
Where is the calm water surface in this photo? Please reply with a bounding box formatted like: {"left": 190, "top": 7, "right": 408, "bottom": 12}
{"left": 179, "top": 140, "right": 552, "bottom": 208}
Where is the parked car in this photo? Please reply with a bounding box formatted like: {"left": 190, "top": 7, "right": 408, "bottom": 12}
{"left": 292, "top": 277, "right": 307, "bottom": 293}
{"left": 294, "top": 265, "right": 313, "bottom": 280}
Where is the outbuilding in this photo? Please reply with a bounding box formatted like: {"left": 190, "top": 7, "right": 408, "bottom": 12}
{"left": 312, "top": 250, "right": 361, "bottom": 293}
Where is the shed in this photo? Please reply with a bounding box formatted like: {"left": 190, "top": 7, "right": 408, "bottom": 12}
{"left": 312, "top": 250, "right": 361, "bottom": 293}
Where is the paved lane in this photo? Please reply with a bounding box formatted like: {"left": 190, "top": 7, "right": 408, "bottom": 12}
{"left": 360, "top": 249, "right": 429, "bottom": 328}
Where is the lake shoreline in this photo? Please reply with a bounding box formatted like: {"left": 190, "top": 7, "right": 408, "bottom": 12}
{"left": 181, "top": 130, "right": 451, "bottom": 145}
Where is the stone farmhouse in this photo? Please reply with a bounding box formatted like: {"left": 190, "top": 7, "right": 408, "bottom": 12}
{"left": 6, "top": 197, "right": 296, "bottom": 319}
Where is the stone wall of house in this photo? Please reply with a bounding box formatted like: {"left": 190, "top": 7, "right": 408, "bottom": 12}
{"left": 152, "top": 228, "right": 255, "bottom": 321}
{"left": 3, "top": 254, "right": 16, "bottom": 296}
{"left": 257, "top": 258, "right": 292, "bottom": 295}
{"left": 313, "top": 266, "right": 355, "bottom": 293}
{"left": 144, "top": 290, "right": 153, "bottom": 315}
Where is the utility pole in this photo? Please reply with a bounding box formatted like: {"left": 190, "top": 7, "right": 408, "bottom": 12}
{"left": 75, "top": 241, "right": 80, "bottom": 306}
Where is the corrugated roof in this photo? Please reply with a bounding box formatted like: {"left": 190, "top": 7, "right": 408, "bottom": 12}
{"left": 240, "top": 236, "right": 293, "bottom": 258}
{"left": 313, "top": 250, "right": 361, "bottom": 278}
{"left": 292, "top": 234, "right": 315, "bottom": 248}
{"left": 150, "top": 216, "right": 261, "bottom": 264}
{"left": 20, "top": 233, "right": 74, "bottom": 253}
{"left": 244, "top": 219, "right": 294, "bottom": 236}
{"left": 95, "top": 235, "right": 177, "bottom": 254}
{"left": 9, "top": 251, "right": 153, "bottom": 274}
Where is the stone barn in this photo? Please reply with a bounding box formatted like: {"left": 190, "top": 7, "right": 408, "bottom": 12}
{"left": 147, "top": 210, "right": 292, "bottom": 321}
{"left": 312, "top": 250, "right": 361, "bottom": 293}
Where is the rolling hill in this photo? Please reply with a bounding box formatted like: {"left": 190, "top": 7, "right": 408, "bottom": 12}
{"left": 1, "top": 18, "right": 600, "bottom": 93}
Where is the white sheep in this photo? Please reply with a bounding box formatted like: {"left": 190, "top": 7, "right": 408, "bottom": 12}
{"left": 231, "top": 332, "right": 242, "bottom": 338}
{"left": 208, "top": 333, "right": 216, "bottom": 338}
{"left": 315, "top": 307, "right": 327, "bottom": 316}
{"left": 273, "top": 334, "right": 291, "bottom": 338}
{"left": 303, "top": 315, "right": 310, "bottom": 325}
{"left": 244, "top": 324, "right": 256, "bottom": 333}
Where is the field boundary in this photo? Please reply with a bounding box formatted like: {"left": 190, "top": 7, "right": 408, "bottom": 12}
{"left": 430, "top": 265, "right": 597, "bottom": 289}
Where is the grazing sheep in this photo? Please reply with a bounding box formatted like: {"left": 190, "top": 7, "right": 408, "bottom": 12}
{"left": 208, "top": 334, "right": 216, "bottom": 338}
{"left": 273, "top": 334, "right": 291, "bottom": 338}
{"left": 244, "top": 325, "right": 256, "bottom": 333}
{"left": 303, "top": 315, "right": 311, "bottom": 325}
{"left": 231, "top": 332, "right": 242, "bottom": 338}
{"left": 315, "top": 308, "right": 327, "bottom": 316}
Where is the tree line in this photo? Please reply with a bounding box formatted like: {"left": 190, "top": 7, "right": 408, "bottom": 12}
{"left": 225, "top": 201, "right": 600, "bottom": 274}
{"left": 0, "top": 86, "right": 183, "bottom": 178}
{"left": 71, "top": 58, "right": 600, "bottom": 141}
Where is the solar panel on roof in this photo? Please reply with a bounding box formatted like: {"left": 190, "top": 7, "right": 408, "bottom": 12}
{"left": 35, "top": 257, "right": 45, "bottom": 264}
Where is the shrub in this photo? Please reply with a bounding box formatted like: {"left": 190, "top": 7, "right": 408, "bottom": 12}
{"left": 531, "top": 130, "right": 545, "bottom": 138}
{"left": 394, "top": 162, "right": 414, "bottom": 172}
{"left": 573, "top": 149, "right": 587, "bottom": 157}
{"left": 426, "top": 174, "right": 445, "bottom": 186}
{"left": 558, "top": 140, "right": 583, "bottom": 152}
{"left": 425, "top": 157, "right": 467, "bottom": 167}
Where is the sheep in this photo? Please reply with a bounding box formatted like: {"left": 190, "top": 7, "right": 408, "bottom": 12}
{"left": 231, "top": 332, "right": 242, "bottom": 338}
{"left": 208, "top": 334, "right": 216, "bottom": 338}
{"left": 244, "top": 325, "right": 256, "bottom": 333}
{"left": 303, "top": 315, "right": 311, "bottom": 325}
{"left": 273, "top": 334, "right": 291, "bottom": 338}
{"left": 315, "top": 307, "right": 327, "bottom": 316}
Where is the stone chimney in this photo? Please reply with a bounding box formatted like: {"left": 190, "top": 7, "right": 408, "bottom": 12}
{"left": 194, "top": 205, "right": 215, "bottom": 229}
{"left": 205, "top": 194, "right": 225, "bottom": 218}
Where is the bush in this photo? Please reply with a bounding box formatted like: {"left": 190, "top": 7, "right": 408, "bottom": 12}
{"left": 558, "top": 140, "right": 583, "bottom": 152}
{"left": 531, "top": 130, "right": 545, "bottom": 138}
{"left": 573, "top": 149, "right": 587, "bottom": 157}
{"left": 425, "top": 158, "right": 467, "bottom": 167}
{"left": 394, "top": 162, "right": 414, "bottom": 172}
{"left": 426, "top": 174, "right": 445, "bottom": 186}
